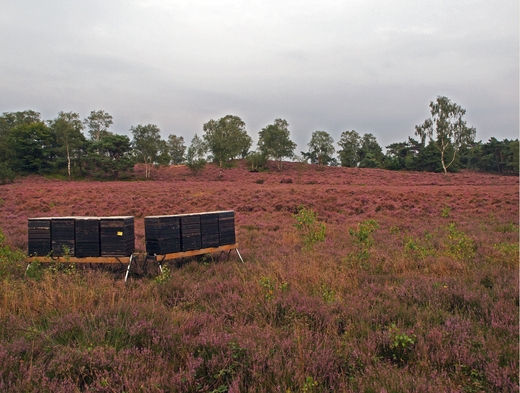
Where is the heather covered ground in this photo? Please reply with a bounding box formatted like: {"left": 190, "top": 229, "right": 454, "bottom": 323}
{"left": 0, "top": 162, "right": 518, "bottom": 392}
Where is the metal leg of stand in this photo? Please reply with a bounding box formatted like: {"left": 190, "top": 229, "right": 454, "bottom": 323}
{"left": 25, "top": 263, "right": 31, "bottom": 275}
{"left": 235, "top": 248, "right": 245, "bottom": 263}
{"left": 124, "top": 254, "right": 133, "bottom": 282}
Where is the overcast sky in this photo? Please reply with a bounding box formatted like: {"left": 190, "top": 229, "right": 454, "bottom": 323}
{"left": 1, "top": 0, "right": 518, "bottom": 153}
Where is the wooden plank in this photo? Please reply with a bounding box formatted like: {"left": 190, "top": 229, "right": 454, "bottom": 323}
{"left": 26, "top": 256, "right": 131, "bottom": 264}
{"left": 152, "top": 243, "right": 239, "bottom": 261}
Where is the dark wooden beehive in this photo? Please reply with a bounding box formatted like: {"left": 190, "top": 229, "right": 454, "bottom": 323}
{"left": 28, "top": 218, "right": 52, "bottom": 256}
{"left": 218, "top": 211, "right": 236, "bottom": 245}
{"left": 180, "top": 214, "right": 201, "bottom": 251}
{"left": 75, "top": 217, "right": 100, "bottom": 257}
{"left": 100, "top": 216, "right": 135, "bottom": 256}
{"left": 145, "top": 215, "right": 181, "bottom": 255}
{"left": 51, "top": 217, "right": 76, "bottom": 256}
{"left": 200, "top": 212, "right": 220, "bottom": 248}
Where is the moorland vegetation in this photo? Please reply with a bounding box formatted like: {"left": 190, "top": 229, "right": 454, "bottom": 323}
{"left": 0, "top": 161, "right": 518, "bottom": 392}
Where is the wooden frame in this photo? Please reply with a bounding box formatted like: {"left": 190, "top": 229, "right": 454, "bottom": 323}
{"left": 149, "top": 243, "right": 244, "bottom": 273}
{"left": 26, "top": 254, "right": 136, "bottom": 282}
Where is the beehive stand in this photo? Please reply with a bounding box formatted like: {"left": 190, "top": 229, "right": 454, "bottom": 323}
{"left": 149, "top": 243, "right": 245, "bottom": 273}
{"left": 25, "top": 254, "right": 137, "bottom": 281}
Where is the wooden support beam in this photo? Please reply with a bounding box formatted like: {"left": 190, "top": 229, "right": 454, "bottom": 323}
{"left": 152, "top": 243, "right": 239, "bottom": 262}
{"left": 26, "top": 256, "right": 132, "bottom": 264}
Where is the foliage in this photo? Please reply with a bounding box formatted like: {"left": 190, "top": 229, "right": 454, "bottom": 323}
{"left": 48, "top": 111, "right": 85, "bottom": 179}
{"left": 86, "top": 134, "right": 134, "bottom": 180}
{"left": 302, "top": 131, "right": 335, "bottom": 166}
{"left": 358, "top": 133, "right": 384, "bottom": 168}
{"left": 257, "top": 118, "right": 296, "bottom": 169}
{"left": 83, "top": 110, "right": 113, "bottom": 142}
{"left": 444, "top": 223, "right": 476, "bottom": 261}
{"left": 186, "top": 134, "right": 207, "bottom": 175}
{"left": 384, "top": 324, "right": 416, "bottom": 364}
{"left": 245, "top": 151, "right": 267, "bottom": 172}
{"left": 0, "top": 161, "right": 15, "bottom": 185}
{"left": 131, "top": 123, "right": 163, "bottom": 179}
{"left": 337, "top": 130, "right": 361, "bottom": 167}
{"left": 348, "top": 219, "right": 379, "bottom": 262}
{"left": 166, "top": 134, "right": 186, "bottom": 164}
{"left": 203, "top": 115, "right": 252, "bottom": 168}
{"left": 7, "top": 122, "right": 57, "bottom": 174}
{"left": 0, "top": 227, "right": 25, "bottom": 279}
{"left": 293, "top": 206, "right": 326, "bottom": 249}
{"left": 415, "top": 96, "right": 476, "bottom": 175}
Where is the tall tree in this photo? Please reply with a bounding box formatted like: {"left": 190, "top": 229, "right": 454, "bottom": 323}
{"left": 83, "top": 110, "right": 113, "bottom": 141}
{"left": 202, "top": 115, "right": 252, "bottom": 169}
{"left": 337, "top": 130, "right": 361, "bottom": 167}
{"left": 7, "top": 122, "right": 56, "bottom": 174}
{"left": 358, "top": 133, "right": 384, "bottom": 168}
{"left": 166, "top": 134, "right": 186, "bottom": 164}
{"left": 131, "top": 124, "right": 162, "bottom": 179}
{"left": 186, "top": 134, "right": 207, "bottom": 175}
{"left": 48, "top": 111, "right": 85, "bottom": 179}
{"left": 257, "top": 118, "right": 296, "bottom": 169}
{"left": 303, "top": 131, "right": 335, "bottom": 166}
{"left": 415, "top": 96, "right": 476, "bottom": 176}
{"left": 87, "top": 134, "right": 134, "bottom": 179}
{"left": 0, "top": 110, "right": 41, "bottom": 165}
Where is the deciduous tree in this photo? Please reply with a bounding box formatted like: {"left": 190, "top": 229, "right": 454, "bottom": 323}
{"left": 83, "top": 110, "right": 113, "bottom": 141}
{"left": 302, "top": 131, "right": 335, "bottom": 166}
{"left": 186, "top": 134, "right": 207, "bottom": 175}
{"left": 131, "top": 124, "right": 163, "bottom": 179}
{"left": 337, "top": 130, "right": 361, "bottom": 167}
{"left": 202, "top": 115, "right": 252, "bottom": 169}
{"left": 257, "top": 119, "right": 296, "bottom": 169}
{"left": 166, "top": 134, "right": 186, "bottom": 164}
{"left": 48, "top": 112, "right": 85, "bottom": 179}
{"left": 415, "top": 96, "right": 476, "bottom": 176}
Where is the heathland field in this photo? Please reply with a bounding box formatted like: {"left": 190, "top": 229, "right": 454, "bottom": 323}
{"left": 0, "top": 162, "right": 518, "bottom": 392}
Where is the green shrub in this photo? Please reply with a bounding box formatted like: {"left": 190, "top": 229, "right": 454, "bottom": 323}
{"left": 293, "top": 206, "right": 326, "bottom": 250}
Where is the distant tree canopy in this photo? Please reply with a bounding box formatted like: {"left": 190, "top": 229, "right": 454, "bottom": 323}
{"left": 131, "top": 124, "right": 162, "bottom": 179}
{"left": 303, "top": 131, "right": 336, "bottom": 166}
{"left": 0, "top": 98, "right": 517, "bottom": 181}
{"left": 257, "top": 118, "right": 296, "bottom": 169}
{"left": 415, "top": 96, "right": 476, "bottom": 176}
{"left": 203, "top": 115, "right": 252, "bottom": 168}
{"left": 337, "top": 130, "right": 361, "bottom": 167}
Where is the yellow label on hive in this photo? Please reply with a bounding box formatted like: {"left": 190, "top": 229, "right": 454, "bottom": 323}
{"left": 117, "top": 231, "right": 123, "bottom": 236}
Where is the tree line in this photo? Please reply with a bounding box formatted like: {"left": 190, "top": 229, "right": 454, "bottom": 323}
{"left": 0, "top": 97, "right": 517, "bottom": 184}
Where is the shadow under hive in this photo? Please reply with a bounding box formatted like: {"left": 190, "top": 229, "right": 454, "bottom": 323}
{"left": 201, "top": 212, "right": 220, "bottom": 248}
{"left": 218, "top": 211, "right": 236, "bottom": 246}
{"left": 75, "top": 217, "right": 100, "bottom": 258}
{"left": 145, "top": 215, "right": 181, "bottom": 255}
{"left": 180, "top": 214, "right": 201, "bottom": 251}
{"left": 28, "top": 218, "right": 52, "bottom": 257}
{"left": 51, "top": 218, "right": 75, "bottom": 257}
{"left": 100, "top": 216, "right": 135, "bottom": 256}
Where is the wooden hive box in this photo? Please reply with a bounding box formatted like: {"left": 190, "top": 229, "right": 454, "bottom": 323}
{"left": 145, "top": 215, "right": 181, "bottom": 255}
{"left": 218, "top": 210, "right": 236, "bottom": 246}
{"left": 179, "top": 214, "right": 201, "bottom": 251}
{"left": 51, "top": 217, "right": 76, "bottom": 256}
{"left": 100, "top": 216, "right": 135, "bottom": 256}
{"left": 200, "top": 212, "right": 220, "bottom": 248}
{"left": 75, "top": 217, "right": 101, "bottom": 258}
{"left": 28, "top": 217, "right": 52, "bottom": 257}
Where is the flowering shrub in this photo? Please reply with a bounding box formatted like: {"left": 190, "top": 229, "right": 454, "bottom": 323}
{"left": 0, "top": 163, "right": 517, "bottom": 392}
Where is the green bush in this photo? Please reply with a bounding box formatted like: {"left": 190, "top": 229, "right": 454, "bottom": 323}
{"left": 293, "top": 206, "right": 326, "bottom": 250}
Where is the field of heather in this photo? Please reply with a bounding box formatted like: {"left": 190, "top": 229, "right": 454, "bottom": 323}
{"left": 0, "top": 162, "right": 518, "bottom": 392}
